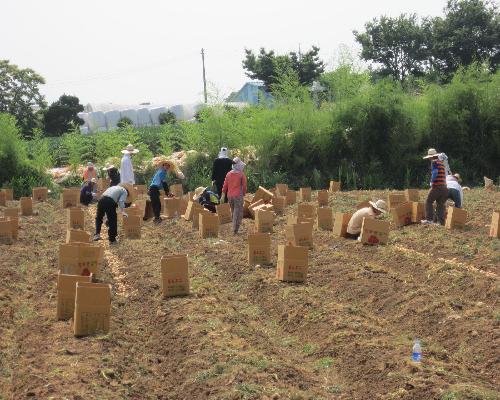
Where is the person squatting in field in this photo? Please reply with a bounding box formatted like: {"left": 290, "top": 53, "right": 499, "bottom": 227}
{"left": 80, "top": 178, "right": 96, "bottom": 206}
{"left": 446, "top": 173, "right": 464, "bottom": 209}
{"left": 346, "top": 199, "right": 388, "bottom": 240}
{"left": 221, "top": 157, "right": 247, "bottom": 235}
{"left": 193, "top": 186, "right": 220, "bottom": 213}
{"left": 148, "top": 157, "right": 185, "bottom": 225}
{"left": 103, "top": 163, "right": 120, "bottom": 187}
{"left": 422, "top": 148, "right": 448, "bottom": 225}
{"left": 211, "top": 147, "right": 233, "bottom": 202}
{"left": 93, "top": 183, "right": 134, "bottom": 245}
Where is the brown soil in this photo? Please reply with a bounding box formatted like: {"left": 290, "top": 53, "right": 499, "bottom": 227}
{"left": 1, "top": 189, "right": 499, "bottom": 400}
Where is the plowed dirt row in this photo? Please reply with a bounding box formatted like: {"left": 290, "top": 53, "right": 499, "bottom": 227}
{"left": 1, "top": 189, "right": 498, "bottom": 400}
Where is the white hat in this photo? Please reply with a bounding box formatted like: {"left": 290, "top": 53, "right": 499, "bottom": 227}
{"left": 423, "top": 148, "right": 439, "bottom": 159}
{"left": 193, "top": 186, "right": 205, "bottom": 201}
{"left": 102, "top": 163, "right": 115, "bottom": 171}
{"left": 232, "top": 157, "right": 245, "bottom": 171}
{"left": 121, "top": 144, "right": 140, "bottom": 154}
{"left": 369, "top": 199, "right": 388, "bottom": 214}
{"left": 218, "top": 147, "right": 228, "bottom": 158}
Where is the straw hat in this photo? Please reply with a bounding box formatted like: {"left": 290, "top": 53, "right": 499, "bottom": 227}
{"left": 423, "top": 148, "right": 439, "bottom": 159}
{"left": 152, "top": 156, "right": 183, "bottom": 176}
{"left": 453, "top": 173, "right": 462, "bottom": 183}
{"left": 192, "top": 186, "right": 205, "bottom": 201}
{"left": 121, "top": 144, "right": 140, "bottom": 154}
{"left": 119, "top": 183, "right": 136, "bottom": 203}
{"left": 369, "top": 199, "right": 388, "bottom": 214}
{"left": 102, "top": 163, "right": 115, "bottom": 171}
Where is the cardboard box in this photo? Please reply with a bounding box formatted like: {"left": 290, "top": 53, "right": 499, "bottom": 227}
{"left": 329, "top": 180, "right": 341, "bottom": 192}
{"left": 255, "top": 209, "right": 274, "bottom": 233}
{"left": 360, "top": 218, "right": 390, "bottom": 245}
{"left": 1, "top": 188, "right": 13, "bottom": 201}
{"left": 133, "top": 184, "right": 146, "bottom": 196}
{"left": 163, "top": 197, "right": 180, "bottom": 218}
{"left": 123, "top": 215, "right": 142, "bottom": 239}
{"left": 243, "top": 199, "right": 252, "bottom": 218}
{"left": 199, "top": 212, "right": 219, "bottom": 238}
{"left": 59, "top": 243, "right": 102, "bottom": 276}
{"left": 66, "top": 229, "right": 91, "bottom": 243}
{"left": 411, "top": 202, "right": 425, "bottom": 223}
{"left": 184, "top": 200, "right": 202, "bottom": 221}
{"left": 286, "top": 190, "right": 297, "bottom": 205}
{"left": 489, "top": 211, "right": 500, "bottom": 238}
{"left": 125, "top": 205, "right": 143, "bottom": 220}
{"left": 287, "top": 215, "right": 314, "bottom": 225}
{"left": 299, "top": 187, "right": 312, "bottom": 202}
{"left": 248, "top": 232, "right": 271, "bottom": 265}
{"left": 285, "top": 222, "right": 313, "bottom": 249}
{"left": 387, "top": 193, "right": 406, "bottom": 209}
{"left": 161, "top": 254, "right": 190, "bottom": 297}
{"left": 317, "top": 190, "right": 329, "bottom": 206}
{"left": 0, "top": 191, "right": 6, "bottom": 207}
{"left": 192, "top": 207, "right": 209, "bottom": 229}
{"left": 170, "top": 184, "right": 183, "bottom": 198}
{"left": 67, "top": 207, "right": 85, "bottom": 230}
{"left": 391, "top": 202, "right": 413, "bottom": 227}
{"left": 20, "top": 197, "right": 33, "bottom": 216}
{"left": 0, "top": 218, "right": 13, "bottom": 244}
{"left": 356, "top": 201, "right": 372, "bottom": 210}
{"left": 248, "top": 199, "right": 265, "bottom": 219}
{"left": 333, "top": 212, "right": 352, "bottom": 238}
{"left": 276, "top": 245, "right": 308, "bottom": 282}
{"left": 178, "top": 198, "right": 188, "bottom": 216}
{"left": 216, "top": 203, "right": 232, "bottom": 224}
{"left": 252, "top": 186, "right": 274, "bottom": 204}
{"left": 445, "top": 206, "right": 467, "bottom": 230}
{"left": 404, "top": 189, "right": 419, "bottom": 202}
{"left": 32, "top": 187, "right": 48, "bottom": 202}
{"left": 317, "top": 207, "right": 333, "bottom": 230}
{"left": 0, "top": 215, "right": 18, "bottom": 240}
{"left": 271, "top": 196, "right": 286, "bottom": 214}
{"left": 56, "top": 273, "right": 92, "bottom": 320}
{"left": 62, "top": 189, "right": 79, "bottom": 208}
{"left": 3, "top": 208, "right": 19, "bottom": 239}
{"left": 73, "top": 282, "right": 111, "bottom": 337}
{"left": 276, "top": 184, "right": 288, "bottom": 196}
{"left": 298, "top": 204, "right": 316, "bottom": 220}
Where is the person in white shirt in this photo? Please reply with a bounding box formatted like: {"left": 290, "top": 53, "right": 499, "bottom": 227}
{"left": 446, "top": 173, "right": 464, "bottom": 208}
{"left": 120, "top": 144, "right": 139, "bottom": 185}
{"left": 346, "top": 199, "right": 388, "bottom": 240}
{"left": 93, "top": 183, "right": 135, "bottom": 244}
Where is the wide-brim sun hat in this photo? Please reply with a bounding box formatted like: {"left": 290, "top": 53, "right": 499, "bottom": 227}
{"left": 102, "top": 163, "right": 115, "bottom": 171}
{"left": 423, "top": 148, "right": 439, "bottom": 159}
{"left": 121, "top": 144, "right": 140, "bottom": 154}
{"left": 193, "top": 186, "right": 205, "bottom": 201}
{"left": 119, "top": 183, "right": 136, "bottom": 204}
{"left": 369, "top": 199, "right": 388, "bottom": 214}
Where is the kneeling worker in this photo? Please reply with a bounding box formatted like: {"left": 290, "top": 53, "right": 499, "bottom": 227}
{"left": 346, "top": 199, "right": 388, "bottom": 240}
{"left": 93, "top": 183, "right": 135, "bottom": 245}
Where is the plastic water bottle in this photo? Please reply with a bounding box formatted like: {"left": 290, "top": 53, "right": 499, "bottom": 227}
{"left": 412, "top": 339, "right": 422, "bottom": 362}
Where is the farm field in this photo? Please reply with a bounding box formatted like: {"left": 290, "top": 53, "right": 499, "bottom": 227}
{"left": 0, "top": 189, "right": 499, "bottom": 400}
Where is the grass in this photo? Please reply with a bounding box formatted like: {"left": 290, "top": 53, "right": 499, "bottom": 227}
{"left": 315, "top": 357, "right": 334, "bottom": 369}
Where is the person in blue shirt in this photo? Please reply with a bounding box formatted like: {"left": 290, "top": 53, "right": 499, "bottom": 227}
{"left": 80, "top": 178, "right": 96, "bottom": 206}
{"left": 149, "top": 157, "right": 185, "bottom": 224}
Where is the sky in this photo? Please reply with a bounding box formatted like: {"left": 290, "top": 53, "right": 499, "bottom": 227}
{"left": 2, "top": 0, "right": 446, "bottom": 107}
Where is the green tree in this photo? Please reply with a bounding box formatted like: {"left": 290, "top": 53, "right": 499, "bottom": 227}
{"left": 354, "top": 14, "right": 431, "bottom": 82}
{"left": 242, "top": 46, "right": 325, "bottom": 89}
{"left": 158, "top": 110, "right": 177, "bottom": 125}
{"left": 431, "top": 0, "right": 500, "bottom": 77}
{"left": 42, "top": 94, "right": 84, "bottom": 136}
{"left": 117, "top": 117, "right": 133, "bottom": 129}
{"left": 0, "top": 60, "right": 46, "bottom": 138}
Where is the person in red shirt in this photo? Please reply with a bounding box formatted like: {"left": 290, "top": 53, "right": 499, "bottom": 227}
{"left": 422, "top": 148, "right": 448, "bottom": 225}
{"left": 83, "top": 162, "right": 97, "bottom": 182}
{"left": 221, "top": 157, "right": 247, "bottom": 234}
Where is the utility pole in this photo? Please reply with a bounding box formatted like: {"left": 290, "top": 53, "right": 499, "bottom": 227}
{"left": 201, "top": 48, "right": 208, "bottom": 104}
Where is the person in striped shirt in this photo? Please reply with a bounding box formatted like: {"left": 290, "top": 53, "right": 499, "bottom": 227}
{"left": 422, "top": 148, "right": 448, "bottom": 225}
